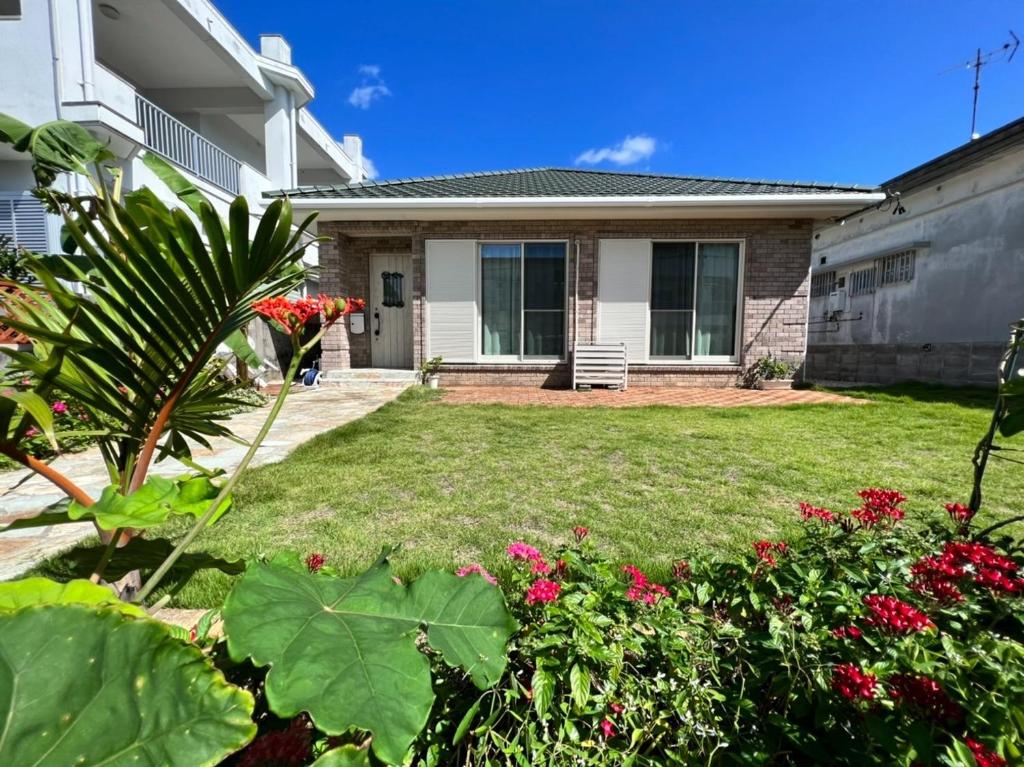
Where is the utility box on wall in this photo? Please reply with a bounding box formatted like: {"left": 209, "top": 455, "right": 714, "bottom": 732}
{"left": 350, "top": 311, "right": 365, "bottom": 335}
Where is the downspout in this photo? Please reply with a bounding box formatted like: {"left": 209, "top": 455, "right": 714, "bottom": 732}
{"left": 75, "top": 0, "right": 94, "bottom": 101}
{"left": 48, "top": 0, "right": 63, "bottom": 118}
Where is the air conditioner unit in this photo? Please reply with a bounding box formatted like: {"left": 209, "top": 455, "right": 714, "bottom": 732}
{"left": 827, "top": 288, "right": 848, "bottom": 315}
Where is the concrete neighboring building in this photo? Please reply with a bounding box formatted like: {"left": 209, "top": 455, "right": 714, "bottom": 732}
{"left": 270, "top": 169, "right": 883, "bottom": 387}
{"left": 806, "top": 117, "right": 1024, "bottom": 387}
{"left": 0, "top": 0, "right": 370, "bottom": 283}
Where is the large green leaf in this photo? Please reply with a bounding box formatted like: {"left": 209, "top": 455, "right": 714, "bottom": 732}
{"left": 222, "top": 557, "right": 517, "bottom": 765}
{"left": 0, "top": 605, "right": 255, "bottom": 766}
{"left": 66, "top": 475, "right": 231, "bottom": 531}
{"left": 0, "top": 116, "right": 115, "bottom": 186}
{"left": 312, "top": 745, "right": 372, "bottom": 766}
{"left": 0, "top": 389, "right": 57, "bottom": 450}
{"left": 0, "top": 577, "right": 145, "bottom": 617}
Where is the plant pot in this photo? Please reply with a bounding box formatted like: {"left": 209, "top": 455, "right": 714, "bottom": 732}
{"left": 756, "top": 379, "right": 794, "bottom": 391}
{"left": 425, "top": 375, "right": 440, "bottom": 389}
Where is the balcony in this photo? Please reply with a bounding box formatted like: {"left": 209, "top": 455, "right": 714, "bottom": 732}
{"left": 135, "top": 94, "right": 242, "bottom": 194}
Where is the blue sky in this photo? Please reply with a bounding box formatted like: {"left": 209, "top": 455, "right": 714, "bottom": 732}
{"left": 217, "top": 0, "right": 1021, "bottom": 185}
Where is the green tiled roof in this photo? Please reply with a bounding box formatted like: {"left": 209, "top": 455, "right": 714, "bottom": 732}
{"left": 268, "top": 167, "right": 875, "bottom": 199}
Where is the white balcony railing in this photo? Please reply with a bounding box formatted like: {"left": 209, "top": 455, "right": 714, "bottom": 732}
{"left": 135, "top": 94, "right": 241, "bottom": 194}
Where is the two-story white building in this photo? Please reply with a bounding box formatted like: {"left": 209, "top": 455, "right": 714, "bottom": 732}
{"left": 0, "top": 0, "right": 370, "bottom": 280}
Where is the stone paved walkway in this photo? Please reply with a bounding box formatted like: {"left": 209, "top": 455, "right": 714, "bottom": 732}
{"left": 0, "top": 385, "right": 408, "bottom": 580}
{"left": 439, "top": 386, "right": 864, "bottom": 408}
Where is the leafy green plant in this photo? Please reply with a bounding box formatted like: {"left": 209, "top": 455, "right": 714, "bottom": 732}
{"left": 752, "top": 352, "right": 797, "bottom": 382}
{"left": 419, "top": 355, "right": 443, "bottom": 384}
{"left": 410, "top": 494, "right": 1023, "bottom": 766}
{"left": 0, "top": 234, "right": 32, "bottom": 283}
{"left": 223, "top": 550, "right": 518, "bottom": 764}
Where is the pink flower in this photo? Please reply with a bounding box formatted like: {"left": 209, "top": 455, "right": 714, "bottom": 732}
{"left": 599, "top": 718, "right": 615, "bottom": 738}
{"left": 622, "top": 564, "right": 670, "bottom": 604}
{"left": 24, "top": 426, "right": 39, "bottom": 438}
{"left": 20, "top": 377, "right": 31, "bottom": 387}
{"left": 525, "top": 579, "right": 561, "bottom": 605}
{"left": 531, "top": 559, "right": 552, "bottom": 575}
{"left": 506, "top": 541, "right": 543, "bottom": 562}
{"left": 51, "top": 401, "right": 67, "bottom": 414}
{"left": 456, "top": 563, "right": 498, "bottom": 585}
{"left": 609, "top": 702, "right": 625, "bottom": 714}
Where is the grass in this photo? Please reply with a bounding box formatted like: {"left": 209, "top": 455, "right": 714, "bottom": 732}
{"left": 36, "top": 384, "right": 1023, "bottom": 607}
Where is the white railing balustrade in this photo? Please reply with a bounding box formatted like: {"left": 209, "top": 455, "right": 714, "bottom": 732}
{"left": 135, "top": 94, "right": 241, "bottom": 194}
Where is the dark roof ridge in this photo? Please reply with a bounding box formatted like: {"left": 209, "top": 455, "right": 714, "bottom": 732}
{"left": 273, "top": 166, "right": 875, "bottom": 198}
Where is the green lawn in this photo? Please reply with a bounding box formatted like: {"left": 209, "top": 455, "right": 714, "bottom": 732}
{"left": 38, "top": 384, "right": 1022, "bottom": 607}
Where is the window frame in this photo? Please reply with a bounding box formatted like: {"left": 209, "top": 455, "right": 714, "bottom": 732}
{"left": 646, "top": 239, "right": 745, "bottom": 365}
{"left": 0, "top": 0, "right": 21, "bottom": 20}
{"left": 477, "top": 239, "right": 569, "bottom": 363}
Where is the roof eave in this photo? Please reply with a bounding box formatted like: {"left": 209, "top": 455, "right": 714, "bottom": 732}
{"left": 283, "top": 193, "right": 887, "bottom": 221}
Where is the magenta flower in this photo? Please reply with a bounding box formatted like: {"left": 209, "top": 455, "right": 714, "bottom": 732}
{"left": 506, "top": 541, "right": 543, "bottom": 562}
{"left": 456, "top": 563, "right": 498, "bottom": 585}
{"left": 525, "top": 579, "right": 561, "bottom": 604}
{"left": 305, "top": 553, "right": 325, "bottom": 573}
{"left": 51, "top": 401, "right": 68, "bottom": 414}
{"left": 600, "top": 718, "right": 615, "bottom": 738}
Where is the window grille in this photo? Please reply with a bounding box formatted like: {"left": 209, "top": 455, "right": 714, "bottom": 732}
{"left": 381, "top": 271, "right": 404, "bottom": 307}
{"left": 810, "top": 270, "right": 837, "bottom": 298}
{"left": 848, "top": 265, "right": 877, "bottom": 296}
{"left": 877, "top": 249, "right": 915, "bottom": 286}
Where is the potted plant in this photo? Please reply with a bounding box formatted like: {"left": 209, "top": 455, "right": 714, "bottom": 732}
{"left": 752, "top": 354, "right": 797, "bottom": 390}
{"left": 420, "top": 355, "right": 443, "bottom": 389}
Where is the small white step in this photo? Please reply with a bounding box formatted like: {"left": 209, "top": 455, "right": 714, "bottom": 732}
{"left": 322, "top": 368, "right": 419, "bottom": 387}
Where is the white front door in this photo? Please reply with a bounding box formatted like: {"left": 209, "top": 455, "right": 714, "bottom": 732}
{"left": 369, "top": 254, "right": 413, "bottom": 369}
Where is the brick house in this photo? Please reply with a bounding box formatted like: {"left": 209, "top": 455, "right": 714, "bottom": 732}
{"left": 270, "top": 169, "right": 882, "bottom": 387}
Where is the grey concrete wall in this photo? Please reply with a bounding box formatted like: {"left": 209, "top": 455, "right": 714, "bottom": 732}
{"left": 807, "top": 142, "right": 1024, "bottom": 386}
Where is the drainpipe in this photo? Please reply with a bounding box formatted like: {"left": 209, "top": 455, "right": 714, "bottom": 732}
{"left": 75, "top": 0, "right": 94, "bottom": 101}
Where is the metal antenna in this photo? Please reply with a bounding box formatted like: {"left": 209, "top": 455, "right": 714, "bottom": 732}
{"left": 940, "top": 31, "right": 1019, "bottom": 139}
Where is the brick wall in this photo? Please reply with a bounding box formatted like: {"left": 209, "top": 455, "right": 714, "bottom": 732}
{"left": 319, "top": 218, "right": 812, "bottom": 386}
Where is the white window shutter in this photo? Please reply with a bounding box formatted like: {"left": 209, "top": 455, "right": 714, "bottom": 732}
{"left": 425, "top": 239, "right": 477, "bottom": 362}
{"left": 0, "top": 196, "right": 49, "bottom": 253}
{"left": 597, "top": 239, "right": 650, "bottom": 363}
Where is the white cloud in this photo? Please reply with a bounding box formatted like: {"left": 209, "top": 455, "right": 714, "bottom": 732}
{"left": 575, "top": 134, "right": 657, "bottom": 166}
{"left": 348, "top": 65, "right": 390, "bottom": 109}
{"left": 362, "top": 155, "right": 379, "bottom": 180}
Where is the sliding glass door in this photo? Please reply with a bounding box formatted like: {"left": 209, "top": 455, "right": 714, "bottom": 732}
{"left": 481, "top": 242, "right": 566, "bottom": 360}
{"left": 649, "top": 241, "right": 741, "bottom": 361}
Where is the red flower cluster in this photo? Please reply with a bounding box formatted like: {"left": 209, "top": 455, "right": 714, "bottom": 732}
{"left": 851, "top": 488, "right": 906, "bottom": 527}
{"left": 862, "top": 594, "right": 934, "bottom": 634}
{"left": 238, "top": 718, "right": 312, "bottom": 767}
{"left": 799, "top": 502, "right": 836, "bottom": 524}
{"left": 622, "top": 564, "right": 671, "bottom": 604}
{"left": 945, "top": 502, "right": 976, "bottom": 526}
{"left": 753, "top": 540, "right": 788, "bottom": 568}
{"left": 672, "top": 560, "right": 692, "bottom": 581}
{"left": 911, "top": 541, "right": 1022, "bottom": 602}
{"left": 252, "top": 295, "right": 363, "bottom": 335}
{"left": 965, "top": 738, "right": 1007, "bottom": 767}
{"left": 600, "top": 718, "right": 616, "bottom": 738}
{"left": 525, "top": 578, "right": 561, "bottom": 605}
{"left": 831, "top": 663, "right": 878, "bottom": 701}
{"left": 831, "top": 625, "right": 862, "bottom": 640}
{"left": 887, "top": 673, "right": 963, "bottom": 722}
{"left": 572, "top": 525, "right": 589, "bottom": 542}
{"left": 305, "top": 552, "right": 325, "bottom": 573}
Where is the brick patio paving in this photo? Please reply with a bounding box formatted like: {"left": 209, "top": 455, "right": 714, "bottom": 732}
{"left": 438, "top": 386, "right": 864, "bottom": 407}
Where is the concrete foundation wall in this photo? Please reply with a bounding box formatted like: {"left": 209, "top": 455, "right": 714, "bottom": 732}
{"left": 319, "top": 218, "right": 813, "bottom": 387}
{"left": 806, "top": 342, "right": 1003, "bottom": 387}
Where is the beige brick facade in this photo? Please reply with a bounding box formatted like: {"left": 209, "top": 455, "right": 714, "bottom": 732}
{"left": 318, "top": 218, "right": 812, "bottom": 387}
